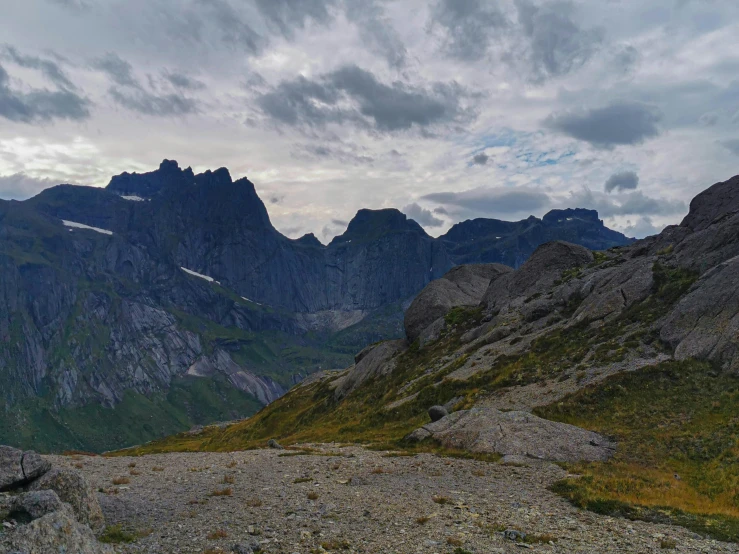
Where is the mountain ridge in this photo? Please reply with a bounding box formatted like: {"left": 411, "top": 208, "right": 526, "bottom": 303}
{"left": 0, "top": 160, "right": 632, "bottom": 453}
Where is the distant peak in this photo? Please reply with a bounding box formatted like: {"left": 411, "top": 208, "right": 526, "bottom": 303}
{"left": 329, "top": 208, "right": 426, "bottom": 246}
{"left": 159, "top": 159, "right": 180, "bottom": 171}
{"left": 294, "top": 233, "right": 323, "bottom": 247}
{"left": 542, "top": 208, "right": 601, "bottom": 225}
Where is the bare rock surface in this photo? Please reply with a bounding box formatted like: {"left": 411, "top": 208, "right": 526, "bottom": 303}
{"left": 332, "top": 339, "right": 407, "bottom": 399}
{"left": 41, "top": 446, "right": 739, "bottom": 554}
{"left": 0, "top": 504, "right": 113, "bottom": 554}
{"left": 0, "top": 447, "right": 51, "bottom": 492}
{"left": 409, "top": 407, "right": 615, "bottom": 463}
{"left": 9, "top": 490, "right": 64, "bottom": 521}
{"left": 662, "top": 254, "right": 739, "bottom": 371}
{"left": 27, "top": 466, "right": 105, "bottom": 532}
{"left": 405, "top": 264, "right": 511, "bottom": 342}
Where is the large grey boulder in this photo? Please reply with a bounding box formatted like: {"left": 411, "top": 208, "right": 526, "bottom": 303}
{"left": 27, "top": 467, "right": 105, "bottom": 532}
{"left": 407, "top": 407, "right": 614, "bottom": 463}
{"left": 661, "top": 254, "right": 739, "bottom": 371}
{"left": 680, "top": 174, "right": 739, "bottom": 232}
{"left": 332, "top": 340, "right": 407, "bottom": 399}
{"left": 405, "top": 264, "right": 511, "bottom": 342}
{"left": 0, "top": 504, "right": 113, "bottom": 554}
{"left": 0, "top": 446, "right": 51, "bottom": 492}
{"left": 482, "top": 241, "right": 593, "bottom": 312}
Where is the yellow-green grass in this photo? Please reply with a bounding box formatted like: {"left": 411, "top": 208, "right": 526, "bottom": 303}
{"left": 536, "top": 359, "right": 739, "bottom": 541}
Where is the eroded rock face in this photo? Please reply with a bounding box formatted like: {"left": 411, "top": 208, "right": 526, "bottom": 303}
{"left": 680, "top": 174, "right": 739, "bottom": 232}
{"left": 27, "top": 467, "right": 105, "bottom": 532}
{"left": 661, "top": 255, "right": 739, "bottom": 371}
{"left": 332, "top": 340, "right": 408, "bottom": 400}
{"left": 405, "top": 264, "right": 512, "bottom": 343}
{"left": 0, "top": 447, "right": 51, "bottom": 492}
{"left": 0, "top": 504, "right": 113, "bottom": 554}
{"left": 408, "top": 407, "right": 615, "bottom": 463}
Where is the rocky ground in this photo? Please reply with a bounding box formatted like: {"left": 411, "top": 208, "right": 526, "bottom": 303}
{"left": 50, "top": 445, "right": 739, "bottom": 554}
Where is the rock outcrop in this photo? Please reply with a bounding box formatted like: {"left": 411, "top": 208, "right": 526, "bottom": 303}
{"left": 405, "top": 264, "right": 511, "bottom": 343}
{"left": 406, "top": 407, "right": 615, "bottom": 463}
{"left": 0, "top": 446, "right": 110, "bottom": 553}
{"left": 0, "top": 447, "right": 50, "bottom": 492}
{"left": 332, "top": 340, "right": 407, "bottom": 399}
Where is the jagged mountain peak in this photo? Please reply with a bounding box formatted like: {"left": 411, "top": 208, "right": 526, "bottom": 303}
{"left": 330, "top": 208, "right": 427, "bottom": 246}
{"left": 107, "top": 158, "right": 195, "bottom": 198}
{"left": 542, "top": 208, "right": 601, "bottom": 225}
{"left": 681, "top": 174, "right": 739, "bottom": 231}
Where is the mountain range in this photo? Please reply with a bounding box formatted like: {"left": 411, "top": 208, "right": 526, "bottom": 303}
{"left": 0, "top": 160, "right": 632, "bottom": 452}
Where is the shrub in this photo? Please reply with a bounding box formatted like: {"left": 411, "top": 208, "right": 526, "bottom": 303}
{"left": 207, "top": 529, "right": 228, "bottom": 540}
{"left": 209, "top": 488, "right": 232, "bottom": 497}
{"left": 307, "top": 491, "right": 319, "bottom": 500}
{"left": 99, "top": 525, "right": 137, "bottom": 544}
{"left": 432, "top": 495, "right": 450, "bottom": 505}
{"left": 112, "top": 477, "right": 130, "bottom": 485}
{"left": 221, "top": 475, "right": 235, "bottom": 484}
{"left": 415, "top": 516, "right": 430, "bottom": 524}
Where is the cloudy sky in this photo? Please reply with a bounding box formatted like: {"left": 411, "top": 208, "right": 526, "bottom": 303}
{"left": 1, "top": 0, "right": 738, "bottom": 241}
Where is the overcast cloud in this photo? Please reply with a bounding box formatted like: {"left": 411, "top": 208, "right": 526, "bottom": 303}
{"left": 1, "top": 0, "right": 739, "bottom": 239}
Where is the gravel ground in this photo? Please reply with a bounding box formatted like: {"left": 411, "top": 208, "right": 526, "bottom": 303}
{"left": 50, "top": 445, "right": 739, "bottom": 554}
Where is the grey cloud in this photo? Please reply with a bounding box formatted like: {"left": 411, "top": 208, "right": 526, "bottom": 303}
{"left": 429, "top": 0, "right": 507, "bottom": 62}
{"left": 94, "top": 53, "right": 199, "bottom": 116}
{"left": 545, "top": 101, "right": 662, "bottom": 149}
{"left": 295, "top": 143, "right": 374, "bottom": 165}
{"left": 433, "top": 207, "right": 448, "bottom": 215}
{"left": 332, "top": 218, "right": 348, "bottom": 227}
{"left": 93, "top": 52, "right": 138, "bottom": 87}
{"left": 255, "top": 0, "right": 336, "bottom": 38}
{"left": 109, "top": 88, "right": 198, "bottom": 116}
{"left": 0, "top": 63, "right": 91, "bottom": 124}
{"left": 268, "top": 194, "right": 283, "bottom": 204}
{"left": 568, "top": 188, "right": 686, "bottom": 218}
{"left": 514, "top": 0, "right": 603, "bottom": 81}
{"left": 164, "top": 72, "right": 206, "bottom": 90}
{"left": 720, "top": 139, "right": 739, "bottom": 155}
{"left": 345, "top": 0, "right": 407, "bottom": 69}
{"left": 0, "top": 172, "right": 56, "bottom": 200}
{"left": 472, "top": 152, "right": 489, "bottom": 165}
{"left": 402, "top": 203, "right": 444, "bottom": 227}
{"left": 623, "top": 216, "right": 662, "bottom": 239}
{"left": 46, "top": 0, "right": 91, "bottom": 10}
{"left": 604, "top": 170, "right": 639, "bottom": 193}
{"left": 257, "top": 64, "right": 474, "bottom": 133}
{"left": 422, "top": 186, "right": 550, "bottom": 218}
{"left": 3, "top": 46, "right": 76, "bottom": 90}
{"left": 198, "top": 0, "right": 264, "bottom": 54}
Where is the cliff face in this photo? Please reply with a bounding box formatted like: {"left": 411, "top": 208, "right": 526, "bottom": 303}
{"left": 0, "top": 160, "right": 632, "bottom": 452}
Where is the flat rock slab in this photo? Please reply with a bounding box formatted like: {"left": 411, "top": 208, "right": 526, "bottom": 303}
{"left": 0, "top": 446, "right": 51, "bottom": 492}
{"left": 413, "top": 407, "right": 615, "bottom": 463}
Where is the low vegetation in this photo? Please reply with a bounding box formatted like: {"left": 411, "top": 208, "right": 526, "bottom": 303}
{"left": 537, "top": 359, "right": 739, "bottom": 542}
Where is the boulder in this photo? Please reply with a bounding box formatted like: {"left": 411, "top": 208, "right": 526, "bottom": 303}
{"left": 9, "top": 490, "right": 64, "bottom": 522}
{"left": 27, "top": 467, "right": 105, "bottom": 532}
{"left": 482, "top": 241, "right": 593, "bottom": 312}
{"left": 405, "top": 264, "right": 511, "bottom": 342}
{"left": 333, "top": 339, "right": 407, "bottom": 399}
{"left": 680, "top": 174, "right": 739, "bottom": 232}
{"left": 0, "top": 446, "right": 51, "bottom": 492}
{"left": 428, "top": 405, "right": 448, "bottom": 422}
{"left": 0, "top": 504, "right": 113, "bottom": 554}
{"left": 267, "top": 439, "right": 283, "bottom": 450}
{"left": 407, "top": 407, "right": 615, "bottom": 463}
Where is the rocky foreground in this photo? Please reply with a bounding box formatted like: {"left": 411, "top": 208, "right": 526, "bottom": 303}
{"left": 8, "top": 445, "right": 731, "bottom": 554}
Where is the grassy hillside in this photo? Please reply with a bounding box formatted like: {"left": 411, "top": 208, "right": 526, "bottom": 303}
{"left": 537, "top": 359, "right": 739, "bottom": 541}
{"left": 0, "top": 375, "right": 262, "bottom": 454}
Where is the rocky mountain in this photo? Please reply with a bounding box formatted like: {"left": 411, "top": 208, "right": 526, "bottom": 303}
{"left": 0, "top": 160, "right": 631, "bottom": 453}
{"left": 137, "top": 174, "right": 739, "bottom": 542}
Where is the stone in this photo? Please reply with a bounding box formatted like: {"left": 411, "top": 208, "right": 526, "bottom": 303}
{"left": 232, "top": 540, "right": 261, "bottom": 553}
{"left": 267, "top": 439, "right": 283, "bottom": 450}
{"left": 0, "top": 446, "right": 51, "bottom": 492}
{"left": 9, "top": 490, "right": 64, "bottom": 522}
{"left": 405, "top": 264, "right": 512, "bottom": 342}
{"left": 428, "top": 405, "right": 449, "bottom": 422}
{"left": 332, "top": 340, "right": 407, "bottom": 400}
{"left": 27, "top": 467, "right": 105, "bottom": 532}
{"left": 503, "top": 529, "right": 527, "bottom": 542}
{"left": 410, "top": 407, "right": 616, "bottom": 463}
{"left": 0, "top": 504, "right": 113, "bottom": 554}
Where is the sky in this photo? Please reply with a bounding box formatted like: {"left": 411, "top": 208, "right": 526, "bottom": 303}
{"left": 1, "top": 0, "right": 738, "bottom": 241}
